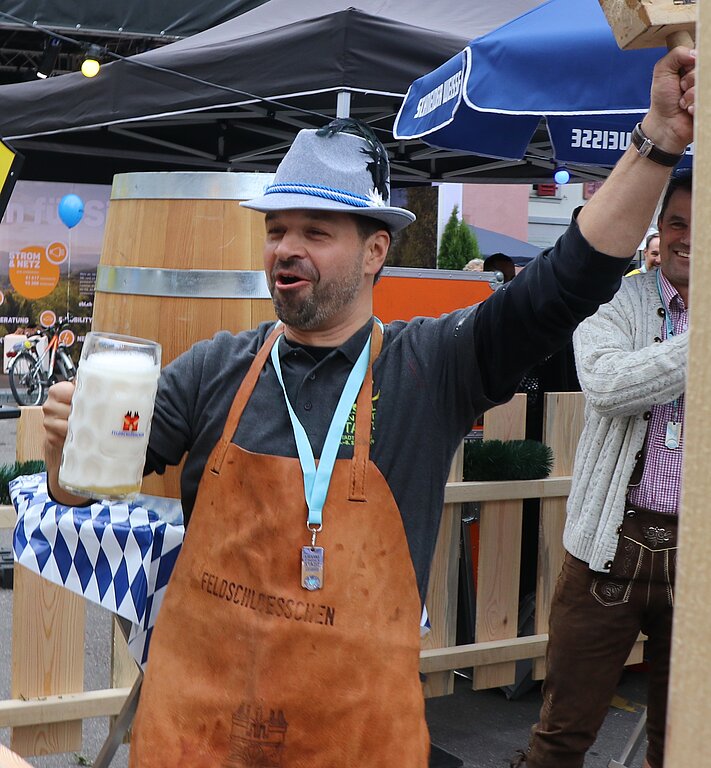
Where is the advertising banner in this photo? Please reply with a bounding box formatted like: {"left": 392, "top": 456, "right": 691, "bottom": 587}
{"left": 0, "top": 180, "right": 111, "bottom": 358}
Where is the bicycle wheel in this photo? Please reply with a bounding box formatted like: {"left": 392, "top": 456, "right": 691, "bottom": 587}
{"left": 54, "top": 349, "right": 77, "bottom": 383}
{"left": 9, "top": 352, "right": 46, "bottom": 406}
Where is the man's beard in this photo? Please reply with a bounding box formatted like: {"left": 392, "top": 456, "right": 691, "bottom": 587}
{"left": 269, "top": 254, "right": 365, "bottom": 331}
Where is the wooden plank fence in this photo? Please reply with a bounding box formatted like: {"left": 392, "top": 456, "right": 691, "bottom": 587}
{"left": 0, "top": 394, "right": 645, "bottom": 756}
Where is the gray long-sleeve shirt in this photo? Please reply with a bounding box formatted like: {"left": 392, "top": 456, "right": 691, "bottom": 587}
{"left": 146, "top": 220, "right": 628, "bottom": 599}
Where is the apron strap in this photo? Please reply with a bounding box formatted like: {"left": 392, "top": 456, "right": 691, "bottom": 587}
{"left": 348, "top": 323, "right": 383, "bottom": 502}
{"left": 211, "top": 321, "right": 383, "bottom": 482}
{"left": 210, "top": 324, "right": 282, "bottom": 475}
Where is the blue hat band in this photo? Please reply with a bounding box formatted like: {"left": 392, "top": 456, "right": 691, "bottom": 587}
{"left": 264, "top": 182, "right": 375, "bottom": 208}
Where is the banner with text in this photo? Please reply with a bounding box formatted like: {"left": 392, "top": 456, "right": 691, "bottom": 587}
{"left": 0, "top": 180, "right": 111, "bottom": 356}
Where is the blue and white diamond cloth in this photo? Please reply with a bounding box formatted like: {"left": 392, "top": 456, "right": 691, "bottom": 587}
{"left": 10, "top": 473, "right": 184, "bottom": 669}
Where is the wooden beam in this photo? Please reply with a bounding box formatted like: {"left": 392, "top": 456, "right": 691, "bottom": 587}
{"left": 665, "top": 2, "right": 709, "bottom": 761}
{"left": 15, "top": 406, "right": 45, "bottom": 463}
{"left": 419, "top": 634, "right": 645, "bottom": 674}
{"left": 421, "top": 443, "right": 463, "bottom": 697}
{"left": 533, "top": 392, "right": 585, "bottom": 679}
{"left": 473, "top": 394, "right": 526, "bottom": 689}
{"left": 11, "top": 408, "right": 86, "bottom": 757}
{"left": 0, "top": 688, "right": 131, "bottom": 729}
{"left": 11, "top": 566, "right": 86, "bottom": 755}
{"left": 421, "top": 634, "right": 548, "bottom": 674}
{"left": 0, "top": 505, "right": 15, "bottom": 529}
{"left": 444, "top": 476, "right": 571, "bottom": 504}
{"left": 110, "top": 618, "right": 140, "bottom": 742}
{"left": 1, "top": 479, "right": 574, "bottom": 521}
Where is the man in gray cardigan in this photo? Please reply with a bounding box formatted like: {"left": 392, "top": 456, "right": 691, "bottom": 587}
{"left": 516, "top": 166, "right": 691, "bottom": 768}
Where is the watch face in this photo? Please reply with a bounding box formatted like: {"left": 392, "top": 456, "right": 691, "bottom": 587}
{"left": 632, "top": 124, "right": 683, "bottom": 167}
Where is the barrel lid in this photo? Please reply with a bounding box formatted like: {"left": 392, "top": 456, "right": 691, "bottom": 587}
{"left": 110, "top": 171, "right": 275, "bottom": 201}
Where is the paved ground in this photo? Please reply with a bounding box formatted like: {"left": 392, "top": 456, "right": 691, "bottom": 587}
{"left": 0, "top": 415, "right": 648, "bottom": 767}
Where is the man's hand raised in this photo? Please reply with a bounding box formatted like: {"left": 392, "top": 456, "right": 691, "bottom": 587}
{"left": 643, "top": 46, "right": 696, "bottom": 156}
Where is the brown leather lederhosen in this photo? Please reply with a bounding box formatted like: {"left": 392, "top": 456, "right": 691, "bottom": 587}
{"left": 130, "top": 324, "right": 430, "bottom": 767}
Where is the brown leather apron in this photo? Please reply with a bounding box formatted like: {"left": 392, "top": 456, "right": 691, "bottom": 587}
{"left": 130, "top": 324, "right": 429, "bottom": 767}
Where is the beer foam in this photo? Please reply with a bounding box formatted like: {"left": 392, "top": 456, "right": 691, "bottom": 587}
{"left": 80, "top": 350, "right": 159, "bottom": 375}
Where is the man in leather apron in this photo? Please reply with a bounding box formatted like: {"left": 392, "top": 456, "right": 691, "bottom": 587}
{"left": 43, "top": 46, "right": 695, "bottom": 768}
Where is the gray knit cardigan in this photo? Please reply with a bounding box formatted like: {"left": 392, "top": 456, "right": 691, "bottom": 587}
{"left": 563, "top": 269, "right": 688, "bottom": 572}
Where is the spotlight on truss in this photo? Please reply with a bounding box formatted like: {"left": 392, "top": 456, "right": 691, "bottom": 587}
{"left": 36, "top": 37, "right": 61, "bottom": 79}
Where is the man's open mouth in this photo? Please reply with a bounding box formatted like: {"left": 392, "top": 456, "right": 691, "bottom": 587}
{"left": 274, "top": 272, "right": 311, "bottom": 289}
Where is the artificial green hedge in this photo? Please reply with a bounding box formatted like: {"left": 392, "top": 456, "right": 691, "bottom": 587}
{"left": 0, "top": 461, "right": 45, "bottom": 505}
{"left": 463, "top": 439, "right": 553, "bottom": 482}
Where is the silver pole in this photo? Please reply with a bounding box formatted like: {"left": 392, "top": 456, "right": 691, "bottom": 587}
{"left": 336, "top": 90, "right": 351, "bottom": 118}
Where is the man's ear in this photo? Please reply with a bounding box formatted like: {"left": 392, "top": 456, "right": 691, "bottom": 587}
{"left": 364, "top": 230, "right": 390, "bottom": 277}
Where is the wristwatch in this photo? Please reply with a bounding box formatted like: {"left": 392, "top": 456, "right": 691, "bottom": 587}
{"left": 631, "top": 123, "right": 685, "bottom": 167}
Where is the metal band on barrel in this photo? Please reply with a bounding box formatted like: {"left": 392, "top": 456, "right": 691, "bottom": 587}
{"left": 95, "top": 265, "right": 272, "bottom": 299}
{"left": 110, "top": 171, "right": 275, "bottom": 201}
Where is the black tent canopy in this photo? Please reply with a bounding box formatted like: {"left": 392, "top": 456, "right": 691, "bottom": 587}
{"left": 0, "top": 0, "right": 609, "bottom": 185}
{"left": 2, "top": 0, "right": 268, "bottom": 38}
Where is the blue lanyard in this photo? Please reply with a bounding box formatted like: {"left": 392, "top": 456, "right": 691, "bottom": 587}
{"left": 656, "top": 269, "right": 675, "bottom": 339}
{"left": 270, "top": 322, "right": 378, "bottom": 532}
{"left": 656, "top": 269, "right": 681, "bottom": 424}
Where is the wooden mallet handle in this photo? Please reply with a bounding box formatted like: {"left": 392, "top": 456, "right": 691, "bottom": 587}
{"left": 667, "top": 30, "right": 695, "bottom": 50}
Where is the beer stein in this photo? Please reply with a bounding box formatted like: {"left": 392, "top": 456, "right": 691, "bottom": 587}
{"left": 58, "top": 332, "right": 161, "bottom": 500}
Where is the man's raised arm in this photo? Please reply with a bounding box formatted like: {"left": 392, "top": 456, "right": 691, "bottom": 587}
{"left": 577, "top": 46, "right": 695, "bottom": 258}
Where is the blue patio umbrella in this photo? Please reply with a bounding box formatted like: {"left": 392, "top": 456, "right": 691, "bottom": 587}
{"left": 393, "top": 0, "right": 693, "bottom": 169}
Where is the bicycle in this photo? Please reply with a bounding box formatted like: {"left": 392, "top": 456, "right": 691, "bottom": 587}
{"left": 7, "top": 322, "right": 77, "bottom": 406}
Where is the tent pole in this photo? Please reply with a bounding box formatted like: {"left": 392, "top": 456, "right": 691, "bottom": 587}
{"left": 336, "top": 91, "right": 351, "bottom": 118}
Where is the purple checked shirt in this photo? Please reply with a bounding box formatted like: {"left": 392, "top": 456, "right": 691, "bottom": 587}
{"left": 627, "top": 272, "right": 687, "bottom": 515}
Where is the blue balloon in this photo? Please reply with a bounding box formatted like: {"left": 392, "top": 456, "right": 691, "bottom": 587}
{"left": 58, "top": 194, "right": 84, "bottom": 228}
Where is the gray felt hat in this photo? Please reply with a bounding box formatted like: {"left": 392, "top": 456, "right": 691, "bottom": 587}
{"left": 241, "top": 120, "right": 416, "bottom": 233}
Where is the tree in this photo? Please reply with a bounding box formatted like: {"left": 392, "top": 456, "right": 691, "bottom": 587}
{"left": 437, "top": 206, "right": 460, "bottom": 269}
{"left": 456, "top": 218, "right": 481, "bottom": 267}
{"left": 437, "top": 205, "right": 480, "bottom": 269}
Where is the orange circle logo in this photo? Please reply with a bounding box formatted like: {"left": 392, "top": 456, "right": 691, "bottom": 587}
{"left": 9, "top": 245, "right": 60, "bottom": 299}
{"left": 59, "top": 330, "right": 75, "bottom": 347}
{"left": 39, "top": 310, "right": 57, "bottom": 328}
{"left": 0, "top": 290, "right": 4, "bottom": 306}
{"left": 46, "top": 242, "right": 68, "bottom": 266}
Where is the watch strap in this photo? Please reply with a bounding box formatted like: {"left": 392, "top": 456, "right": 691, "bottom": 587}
{"left": 631, "top": 123, "right": 685, "bottom": 168}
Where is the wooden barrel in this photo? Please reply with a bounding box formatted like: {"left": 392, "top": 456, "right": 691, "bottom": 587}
{"left": 92, "top": 171, "right": 276, "bottom": 498}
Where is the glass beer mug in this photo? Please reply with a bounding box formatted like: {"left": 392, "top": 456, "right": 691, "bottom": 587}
{"left": 58, "top": 332, "right": 162, "bottom": 500}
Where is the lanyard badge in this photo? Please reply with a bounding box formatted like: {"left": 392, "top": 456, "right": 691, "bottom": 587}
{"left": 656, "top": 270, "right": 682, "bottom": 450}
{"left": 271, "top": 323, "right": 378, "bottom": 590}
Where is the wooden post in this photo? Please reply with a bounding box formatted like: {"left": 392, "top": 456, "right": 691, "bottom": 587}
{"left": 10, "top": 406, "right": 86, "bottom": 756}
{"left": 472, "top": 394, "right": 526, "bottom": 690}
{"left": 532, "top": 392, "right": 585, "bottom": 680}
{"left": 14, "top": 407, "right": 45, "bottom": 464}
{"left": 110, "top": 618, "right": 140, "bottom": 741}
{"left": 665, "top": 5, "right": 711, "bottom": 762}
{"left": 421, "top": 443, "right": 463, "bottom": 697}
